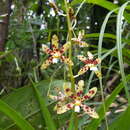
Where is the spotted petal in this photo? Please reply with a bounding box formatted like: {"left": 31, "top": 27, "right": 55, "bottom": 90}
{"left": 49, "top": 93, "right": 65, "bottom": 101}
{"left": 95, "top": 58, "right": 101, "bottom": 64}
{"left": 42, "top": 44, "right": 53, "bottom": 55}
{"left": 75, "top": 80, "right": 84, "bottom": 94}
{"left": 49, "top": 95, "right": 59, "bottom": 101}
{"left": 60, "top": 56, "right": 73, "bottom": 66}
{"left": 78, "top": 64, "right": 89, "bottom": 75}
{"left": 94, "top": 70, "right": 102, "bottom": 78}
{"left": 54, "top": 102, "right": 74, "bottom": 114}
{"left": 82, "top": 87, "right": 97, "bottom": 101}
{"left": 82, "top": 104, "right": 99, "bottom": 118}
{"left": 78, "top": 41, "right": 89, "bottom": 47}
{"left": 41, "top": 57, "right": 53, "bottom": 69}
{"left": 90, "top": 66, "right": 101, "bottom": 78}
{"left": 52, "top": 34, "right": 59, "bottom": 50}
{"left": 60, "top": 42, "right": 71, "bottom": 54}
{"left": 77, "top": 55, "right": 87, "bottom": 62}
{"left": 63, "top": 83, "right": 73, "bottom": 97}
{"left": 87, "top": 51, "right": 94, "bottom": 60}
{"left": 72, "top": 38, "right": 89, "bottom": 47}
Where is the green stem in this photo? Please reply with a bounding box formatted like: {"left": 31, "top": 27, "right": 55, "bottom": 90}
{"left": 74, "top": 113, "right": 78, "bottom": 130}
{"left": 64, "top": 0, "right": 75, "bottom": 92}
{"left": 64, "top": 1, "right": 78, "bottom": 130}
{"left": 99, "top": 78, "right": 109, "bottom": 130}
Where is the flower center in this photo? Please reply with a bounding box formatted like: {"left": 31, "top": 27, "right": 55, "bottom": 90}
{"left": 52, "top": 52, "right": 61, "bottom": 63}
{"left": 75, "top": 100, "right": 81, "bottom": 106}
{"left": 74, "top": 100, "right": 81, "bottom": 112}
{"left": 53, "top": 52, "right": 61, "bottom": 58}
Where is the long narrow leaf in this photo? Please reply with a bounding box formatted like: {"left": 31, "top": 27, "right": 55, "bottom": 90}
{"left": 116, "top": 1, "right": 130, "bottom": 104}
{"left": 68, "top": 112, "right": 75, "bottom": 130}
{"left": 0, "top": 99, "right": 34, "bottom": 130}
{"left": 31, "top": 81, "right": 57, "bottom": 130}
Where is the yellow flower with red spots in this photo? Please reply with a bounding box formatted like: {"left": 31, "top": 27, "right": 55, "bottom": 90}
{"left": 75, "top": 51, "right": 101, "bottom": 78}
{"left": 71, "top": 30, "right": 89, "bottom": 47}
{"left": 49, "top": 80, "right": 99, "bottom": 119}
{"left": 41, "top": 35, "right": 73, "bottom": 69}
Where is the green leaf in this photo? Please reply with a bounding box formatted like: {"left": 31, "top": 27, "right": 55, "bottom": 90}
{"left": 109, "top": 106, "right": 130, "bottom": 130}
{"left": 85, "top": 74, "right": 130, "bottom": 130}
{"left": 68, "top": 112, "right": 75, "bottom": 130}
{"left": 85, "top": 33, "right": 130, "bottom": 43}
{"left": 0, "top": 99, "right": 34, "bottom": 130}
{"left": 71, "top": 0, "right": 130, "bottom": 23}
{"left": 0, "top": 80, "right": 64, "bottom": 129}
{"left": 116, "top": 1, "right": 130, "bottom": 103}
{"left": 31, "top": 80, "right": 57, "bottom": 130}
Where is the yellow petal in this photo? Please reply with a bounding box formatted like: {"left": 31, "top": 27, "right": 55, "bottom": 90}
{"left": 76, "top": 80, "right": 84, "bottom": 94}
{"left": 71, "top": 38, "right": 89, "bottom": 47}
{"left": 94, "top": 70, "right": 102, "bottom": 78}
{"left": 42, "top": 44, "right": 53, "bottom": 55}
{"left": 96, "top": 58, "right": 101, "bottom": 64}
{"left": 82, "top": 105, "right": 99, "bottom": 119}
{"left": 78, "top": 65, "right": 89, "bottom": 75}
{"left": 78, "top": 41, "right": 89, "bottom": 47}
{"left": 77, "top": 55, "right": 87, "bottom": 62}
{"left": 55, "top": 102, "right": 74, "bottom": 114}
{"left": 52, "top": 34, "right": 59, "bottom": 49}
{"left": 63, "top": 83, "right": 73, "bottom": 97}
{"left": 83, "top": 87, "right": 97, "bottom": 101}
{"left": 49, "top": 95, "right": 58, "bottom": 100}
{"left": 41, "top": 57, "right": 53, "bottom": 70}
{"left": 61, "top": 56, "right": 73, "bottom": 66}
{"left": 87, "top": 51, "right": 94, "bottom": 60}
{"left": 60, "top": 42, "right": 71, "bottom": 54}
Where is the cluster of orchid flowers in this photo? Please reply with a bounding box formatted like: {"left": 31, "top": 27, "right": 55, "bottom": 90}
{"left": 40, "top": 31, "right": 101, "bottom": 119}
{"left": 49, "top": 80, "right": 99, "bottom": 118}
{"left": 41, "top": 32, "right": 101, "bottom": 79}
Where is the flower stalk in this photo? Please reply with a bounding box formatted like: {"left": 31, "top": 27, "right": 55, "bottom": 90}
{"left": 64, "top": 0, "right": 75, "bottom": 93}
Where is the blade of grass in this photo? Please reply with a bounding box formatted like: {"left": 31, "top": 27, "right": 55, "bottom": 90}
{"left": 68, "top": 112, "right": 75, "bottom": 130}
{"left": 0, "top": 99, "right": 34, "bottom": 130}
{"left": 85, "top": 33, "right": 130, "bottom": 43}
{"left": 116, "top": 1, "right": 130, "bottom": 104}
{"left": 85, "top": 74, "right": 130, "bottom": 130}
{"left": 30, "top": 79, "right": 57, "bottom": 130}
{"left": 85, "top": 33, "right": 116, "bottom": 40}
{"left": 98, "top": 8, "right": 118, "bottom": 130}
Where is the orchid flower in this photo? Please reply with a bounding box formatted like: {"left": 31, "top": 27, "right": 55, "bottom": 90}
{"left": 49, "top": 80, "right": 99, "bottom": 119}
{"left": 41, "top": 35, "right": 73, "bottom": 69}
{"left": 75, "top": 51, "right": 101, "bottom": 78}
{"left": 71, "top": 30, "right": 89, "bottom": 47}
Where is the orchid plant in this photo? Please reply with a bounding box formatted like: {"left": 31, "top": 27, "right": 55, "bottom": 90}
{"left": 49, "top": 80, "right": 99, "bottom": 119}
{"left": 41, "top": 34, "right": 73, "bottom": 69}
{"left": 39, "top": 1, "right": 102, "bottom": 129}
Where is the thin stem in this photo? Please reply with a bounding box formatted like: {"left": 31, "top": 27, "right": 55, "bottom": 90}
{"left": 64, "top": 0, "right": 75, "bottom": 92}
{"left": 99, "top": 78, "right": 109, "bottom": 130}
{"left": 64, "top": 1, "right": 78, "bottom": 130}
